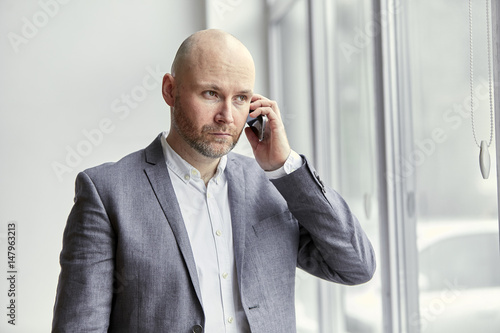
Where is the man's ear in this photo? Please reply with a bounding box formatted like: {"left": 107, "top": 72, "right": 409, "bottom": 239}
{"left": 162, "top": 73, "right": 176, "bottom": 107}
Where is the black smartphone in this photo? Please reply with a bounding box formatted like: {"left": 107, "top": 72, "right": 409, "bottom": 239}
{"left": 246, "top": 112, "right": 267, "bottom": 142}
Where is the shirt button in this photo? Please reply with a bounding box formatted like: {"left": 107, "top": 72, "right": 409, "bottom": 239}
{"left": 184, "top": 174, "right": 190, "bottom": 181}
{"left": 191, "top": 169, "right": 198, "bottom": 176}
{"left": 228, "top": 316, "right": 234, "bottom": 324}
{"left": 216, "top": 230, "right": 222, "bottom": 236}
{"left": 222, "top": 272, "right": 228, "bottom": 279}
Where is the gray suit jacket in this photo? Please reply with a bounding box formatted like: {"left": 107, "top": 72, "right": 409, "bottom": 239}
{"left": 52, "top": 134, "right": 375, "bottom": 333}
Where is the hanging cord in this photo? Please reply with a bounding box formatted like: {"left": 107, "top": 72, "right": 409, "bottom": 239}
{"left": 469, "top": 0, "right": 495, "bottom": 148}
{"left": 485, "top": 0, "right": 494, "bottom": 147}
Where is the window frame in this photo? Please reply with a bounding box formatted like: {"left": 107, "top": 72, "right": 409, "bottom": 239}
{"left": 493, "top": 0, "right": 500, "bottom": 238}
{"left": 268, "top": 1, "right": 344, "bottom": 332}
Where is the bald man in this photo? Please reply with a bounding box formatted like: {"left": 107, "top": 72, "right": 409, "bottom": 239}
{"left": 52, "top": 29, "right": 375, "bottom": 333}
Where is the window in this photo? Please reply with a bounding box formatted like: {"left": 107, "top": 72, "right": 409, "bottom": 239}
{"left": 268, "top": 0, "right": 500, "bottom": 332}
{"left": 327, "top": 0, "right": 384, "bottom": 333}
{"left": 403, "top": 0, "right": 500, "bottom": 332}
{"left": 269, "top": 1, "right": 319, "bottom": 332}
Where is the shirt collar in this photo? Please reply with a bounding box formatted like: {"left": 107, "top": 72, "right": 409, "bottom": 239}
{"left": 160, "top": 131, "right": 227, "bottom": 184}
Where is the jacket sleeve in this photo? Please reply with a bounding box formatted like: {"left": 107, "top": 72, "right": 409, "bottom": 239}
{"left": 52, "top": 171, "right": 115, "bottom": 332}
{"left": 270, "top": 157, "right": 376, "bottom": 285}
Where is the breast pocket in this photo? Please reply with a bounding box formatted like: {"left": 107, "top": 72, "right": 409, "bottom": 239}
{"left": 252, "top": 209, "right": 298, "bottom": 237}
{"left": 245, "top": 210, "right": 300, "bottom": 302}
{"left": 249, "top": 210, "right": 299, "bottom": 267}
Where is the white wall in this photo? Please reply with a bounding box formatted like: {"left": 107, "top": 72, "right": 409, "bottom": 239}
{"left": 206, "top": 0, "right": 270, "bottom": 157}
{"left": 1, "top": 1, "right": 270, "bottom": 331}
{"left": 206, "top": 0, "right": 269, "bottom": 93}
{"left": 0, "top": 1, "right": 208, "bottom": 331}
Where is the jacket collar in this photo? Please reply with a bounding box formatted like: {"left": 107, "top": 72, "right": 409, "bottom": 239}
{"left": 143, "top": 134, "right": 203, "bottom": 306}
{"left": 225, "top": 154, "right": 248, "bottom": 288}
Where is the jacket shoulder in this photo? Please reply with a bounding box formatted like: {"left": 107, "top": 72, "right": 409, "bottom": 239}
{"left": 81, "top": 134, "right": 162, "bottom": 183}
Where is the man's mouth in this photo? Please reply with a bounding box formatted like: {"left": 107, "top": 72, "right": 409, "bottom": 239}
{"left": 210, "top": 132, "right": 232, "bottom": 136}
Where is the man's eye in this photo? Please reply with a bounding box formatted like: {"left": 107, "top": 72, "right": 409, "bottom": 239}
{"left": 205, "top": 91, "right": 217, "bottom": 98}
{"left": 236, "top": 95, "right": 247, "bottom": 102}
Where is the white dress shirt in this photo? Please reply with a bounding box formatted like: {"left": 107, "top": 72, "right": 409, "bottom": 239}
{"left": 160, "top": 132, "right": 301, "bottom": 332}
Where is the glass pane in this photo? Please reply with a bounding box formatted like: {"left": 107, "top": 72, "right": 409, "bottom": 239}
{"left": 330, "top": 0, "right": 383, "bottom": 332}
{"left": 405, "top": 0, "right": 500, "bottom": 332}
{"left": 278, "top": 1, "right": 319, "bottom": 332}
{"left": 279, "top": 0, "right": 314, "bottom": 159}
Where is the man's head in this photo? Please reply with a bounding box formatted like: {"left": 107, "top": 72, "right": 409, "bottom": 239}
{"left": 162, "top": 29, "right": 255, "bottom": 160}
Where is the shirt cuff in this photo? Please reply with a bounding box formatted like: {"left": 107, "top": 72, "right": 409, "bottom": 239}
{"left": 265, "top": 150, "right": 303, "bottom": 180}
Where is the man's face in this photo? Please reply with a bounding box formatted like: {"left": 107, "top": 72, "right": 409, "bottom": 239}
{"left": 170, "top": 47, "right": 255, "bottom": 159}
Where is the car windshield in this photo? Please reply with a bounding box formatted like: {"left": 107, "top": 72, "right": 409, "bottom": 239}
{"left": 419, "top": 231, "right": 500, "bottom": 291}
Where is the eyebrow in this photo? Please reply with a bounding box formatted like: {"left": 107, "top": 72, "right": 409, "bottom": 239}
{"left": 197, "top": 83, "right": 253, "bottom": 95}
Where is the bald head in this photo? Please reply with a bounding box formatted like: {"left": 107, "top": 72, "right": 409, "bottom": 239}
{"left": 171, "top": 29, "right": 255, "bottom": 85}
{"left": 162, "top": 29, "right": 256, "bottom": 164}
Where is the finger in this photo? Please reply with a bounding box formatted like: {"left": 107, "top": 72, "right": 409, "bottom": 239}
{"left": 251, "top": 93, "right": 267, "bottom": 102}
{"left": 252, "top": 100, "right": 281, "bottom": 118}
{"left": 250, "top": 106, "right": 282, "bottom": 124}
{"left": 250, "top": 94, "right": 273, "bottom": 109}
{"left": 251, "top": 98, "right": 274, "bottom": 109}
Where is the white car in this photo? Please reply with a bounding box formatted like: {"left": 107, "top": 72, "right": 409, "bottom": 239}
{"left": 345, "top": 220, "right": 500, "bottom": 333}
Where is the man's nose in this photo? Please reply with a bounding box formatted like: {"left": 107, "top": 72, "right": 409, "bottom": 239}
{"left": 215, "top": 100, "right": 234, "bottom": 124}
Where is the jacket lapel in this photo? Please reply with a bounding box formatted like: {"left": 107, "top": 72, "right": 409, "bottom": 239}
{"left": 142, "top": 135, "right": 203, "bottom": 307}
{"left": 225, "top": 155, "right": 248, "bottom": 288}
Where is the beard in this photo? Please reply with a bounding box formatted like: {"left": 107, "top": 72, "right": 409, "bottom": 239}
{"left": 171, "top": 98, "right": 243, "bottom": 159}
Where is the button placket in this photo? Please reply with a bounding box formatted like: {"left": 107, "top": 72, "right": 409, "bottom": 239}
{"left": 205, "top": 181, "right": 234, "bottom": 329}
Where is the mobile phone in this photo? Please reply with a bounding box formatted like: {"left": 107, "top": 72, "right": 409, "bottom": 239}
{"left": 246, "top": 112, "right": 267, "bottom": 142}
